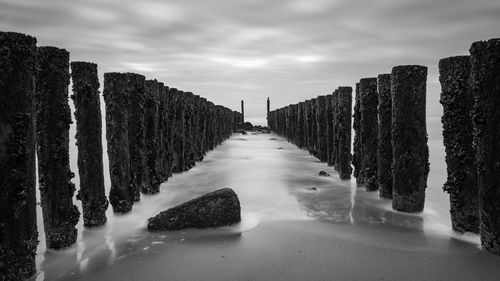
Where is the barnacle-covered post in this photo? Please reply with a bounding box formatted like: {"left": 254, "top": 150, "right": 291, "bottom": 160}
{"left": 337, "top": 87, "right": 353, "bottom": 179}
{"left": 126, "top": 73, "right": 147, "bottom": 201}
{"left": 439, "top": 56, "right": 478, "bottom": 233}
{"left": 316, "top": 96, "right": 328, "bottom": 162}
{"left": 36, "top": 46, "right": 79, "bottom": 249}
{"left": 0, "top": 31, "right": 38, "bottom": 280}
{"left": 470, "top": 38, "right": 500, "bottom": 255}
{"left": 332, "top": 90, "right": 340, "bottom": 169}
{"left": 104, "top": 72, "right": 133, "bottom": 213}
{"left": 352, "top": 83, "right": 363, "bottom": 183}
{"left": 391, "top": 65, "right": 429, "bottom": 212}
{"left": 144, "top": 79, "right": 161, "bottom": 194}
{"left": 377, "top": 74, "right": 393, "bottom": 199}
{"left": 359, "top": 78, "right": 379, "bottom": 191}
{"left": 70, "top": 61, "right": 108, "bottom": 226}
{"left": 326, "top": 94, "right": 334, "bottom": 166}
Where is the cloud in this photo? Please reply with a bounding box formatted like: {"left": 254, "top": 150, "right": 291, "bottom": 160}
{"left": 1, "top": 0, "right": 499, "bottom": 121}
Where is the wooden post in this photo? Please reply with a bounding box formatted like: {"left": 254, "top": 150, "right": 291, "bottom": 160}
{"left": 70, "top": 61, "right": 108, "bottom": 226}
{"left": 359, "top": 78, "right": 379, "bottom": 191}
{"left": 316, "top": 96, "right": 328, "bottom": 162}
{"left": 377, "top": 74, "right": 393, "bottom": 199}
{"left": 353, "top": 83, "right": 363, "bottom": 183}
{"left": 104, "top": 73, "right": 133, "bottom": 213}
{"left": 36, "top": 46, "right": 79, "bottom": 249}
{"left": 326, "top": 94, "right": 334, "bottom": 166}
{"left": 391, "top": 65, "right": 428, "bottom": 212}
{"left": 337, "top": 87, "right": 353, "bottom": 179}
{"left": 144, "top": 79, "right": 161, "bottom": 194}
{"left": 470, "top": 38, "right": 500, "bottom": 254}
{"left": 0, "top": 31, "right": 38, "bottom": 280}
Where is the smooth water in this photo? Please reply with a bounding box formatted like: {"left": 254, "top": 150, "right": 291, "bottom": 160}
{"left": 31, "top": 117, "right": 483, "bottom": 280}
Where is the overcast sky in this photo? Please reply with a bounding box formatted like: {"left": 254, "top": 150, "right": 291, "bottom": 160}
{"left": 2, "top": 0, "right": 499, "bottom": 124}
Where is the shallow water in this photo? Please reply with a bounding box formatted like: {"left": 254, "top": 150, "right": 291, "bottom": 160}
{"left": 30, "top": 117, "right": 492, "bottom": 281}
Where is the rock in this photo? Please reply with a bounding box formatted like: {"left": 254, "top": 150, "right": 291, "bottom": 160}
{"left": 308, "top": 187, "right": 318, "bottom": 191}
{"left": 318, "top": 171, "right": 331, "bottom": 176}
{"left": 277, "top": 147, "right": 284, "bottom": 150}
{"left": 147, "top": 188, "right": 241, "bottom": 231}
{"left": 269, "top": 138, "right": 278, "bottom": 141}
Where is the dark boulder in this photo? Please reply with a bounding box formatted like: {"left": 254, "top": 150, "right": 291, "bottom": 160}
{"left": 147, "top": 188, "right": 241, "bottom": 231}
{"left": 318, "top": 171, "right": 331, "bottom": 177}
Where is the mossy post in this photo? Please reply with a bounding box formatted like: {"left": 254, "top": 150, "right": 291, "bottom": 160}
{"left": 316, "top": 96, "right": 328, "bottom": 162}
{"left": 359, "top": 78, "right": 379, "bottom": 191}
{"left": 391, "top": 65, "right": 428, "bottom": 213}
{"left": 439, "top": 56, "right": 478, "bottom": 233}
{"left": 470, "top": 38, "right": 500, "bottom": 254}
{"left": 337, "top": 87, "right": 352, "bottom": 179}
{"left": 104, "top": 73, "right": 133, "bottom": 214}
{"left": 0, "top": 31, "right": 38, "bottom": 280}
{"left": 126, "top": 73, "right": 147, "bottom": 201}
{"left": 36, "top": 46, "right": 79, "bottom": 249}
{"left": 326, "top": 94, "right": 334, "bottom": 166}
{"left": 144, "top": 79, "right": 161, "bottom": 194}
{"left": 377, "top": 74, "right": 393, "bottom": 199}
{"left": 70, "top": 61, "right": 108, "bottom": 227}
{"left": 352, "top": 83, "right": 363, "bottom": 183}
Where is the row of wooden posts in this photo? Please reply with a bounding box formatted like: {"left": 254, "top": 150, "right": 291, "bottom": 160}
{"left": 267, "top": 38, "right": 500, "bottom": 257}
{"left": 267, "top": 87, "right": 353, "bottom": 180}
{"left": 0, "top": 31, "right": 242, "bottom": 280}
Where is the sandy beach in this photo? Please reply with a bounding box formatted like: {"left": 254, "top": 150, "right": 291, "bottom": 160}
{"left": 31, "top": 118, "right": 500, "bottom": 281}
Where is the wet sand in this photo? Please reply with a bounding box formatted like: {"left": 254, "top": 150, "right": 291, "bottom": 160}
{"left": 31, "top": 119, "right": 500, "bottom": 281}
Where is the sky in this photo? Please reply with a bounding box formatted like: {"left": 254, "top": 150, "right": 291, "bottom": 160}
{"left": 1, "top": 0, "right": 499, "bottom": 124}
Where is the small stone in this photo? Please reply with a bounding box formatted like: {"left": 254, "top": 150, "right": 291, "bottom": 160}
{"left": 318, "top": 171, "right": 331, "bottom": 176}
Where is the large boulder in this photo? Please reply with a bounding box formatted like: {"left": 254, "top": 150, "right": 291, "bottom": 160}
{"left": 147, "top": 188, "right": 241, "bottom": 231}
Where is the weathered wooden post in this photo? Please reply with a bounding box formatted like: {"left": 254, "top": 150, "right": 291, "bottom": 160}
{"left": 36, "top": 46, "right": 79, "bottom": 249}
{"left": 126, "top": 73, "right": 147, "bottom": 201}
{"left": 161, "top": 84, "right": 174, "bottom": 179}
{"left": 392, "top": 65, "right": 428, "bottom": 212}
{"left": 71, "top": 61, "right": 108, "bottom": 226}
{"left": 182, "top": 92, "right": 195, "bottom": 170}
{"left": 104, "top": 73, "right": 133, "bottom": 213}
{"left": 470, "top": 38, "right": 500, "bottom": 254}
{"left": 353, "top": 83, "right": 363, "bottom": 183}
{"left": 170, "top": 89, "right": 186, "bottom": 173}
{"left": 297, "top": 102, "right": 306, "bottom": 148}
{"left": 267, "top": 97, "right": 270, "bottom": 127}
{"left": 439, "top": 56, "right": 478, "bottom": 233}
{"left": 360, "top": 78, "right": 379, "bottom": 191}
{"left": 316, "top": 96, "right": 328, "bottom": 162}
{"left": 310, "top": 98, "right": 318, "bottom": 157}
{"left": 241, "top": 100, "right": 245, "bottom": 123}
{"left": 144, "top": 79, "right": 161, "bottom": 194}
{"left": 377, "top": 74, "right": 393, "bottom": 199}
{"left": 332, "top": 90, "right": 340, "bottom": 169}
{"left": 326, "top": 94, "right": 334, "bottom": 166}
{"left": 337, "top": 87, "right": 353, "bottom": 179}
{"left": 0, "top": 31, "right": 38, "bottom": 280}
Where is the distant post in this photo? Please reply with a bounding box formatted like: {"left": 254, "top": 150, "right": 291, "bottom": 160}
{"left": 241, "top": 100, "right": 245, "bottom": 123}
{"left": 470, "top": 38, "right": 500, "bottom": 255}
{"left": 36, "top": 46, "right": 79, "bottom": 249}
{"left": 0, "top": 31, "right": 38, "bottom": 280}
{"left": 71, "top": 61, "right": 108, "bottom": 227}
{"left": 391, "top": 65, "right": 428, "bottom": 213}
{"left": 377, "top": 74, "right": 393, "bottom": 199}
{"left": 359, "top": 78, "right": 379, "bottom": 191}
